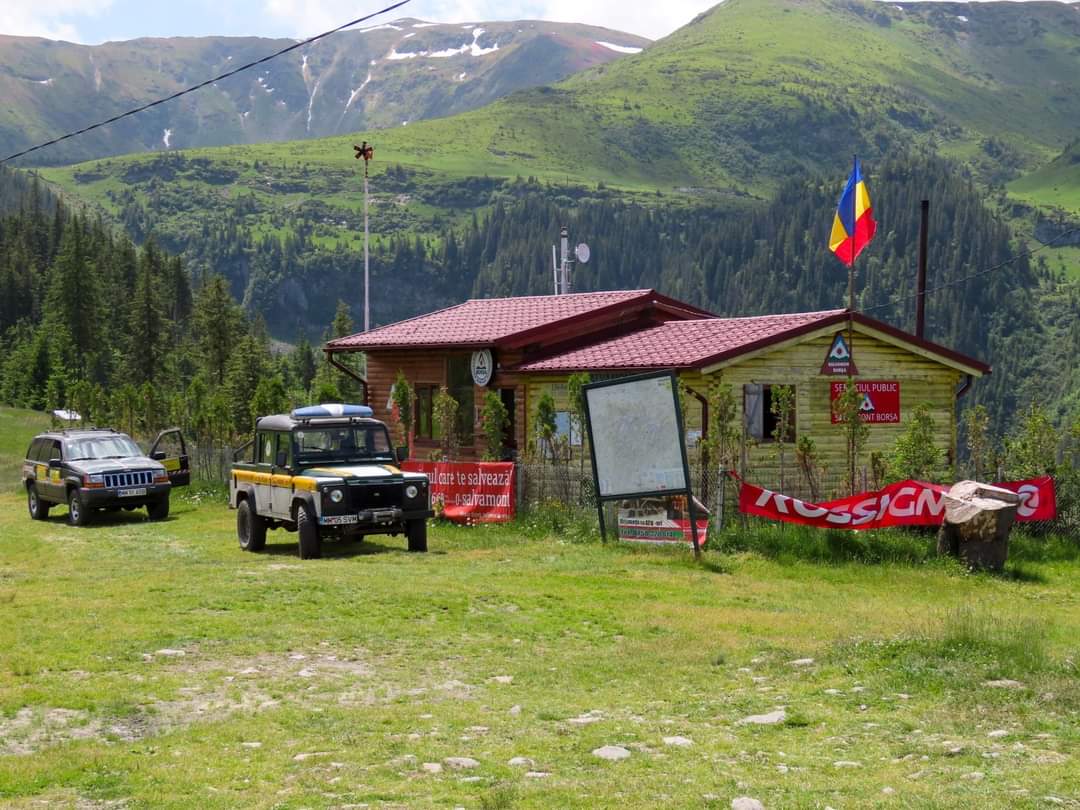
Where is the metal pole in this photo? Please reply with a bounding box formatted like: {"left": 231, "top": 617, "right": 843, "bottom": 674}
{"left": 847, "top": 154, "right": 857, "bottom": 496}
{"left": 916, "top": 198, "right": 929, "bottom": 339}
{"left": 364, "top": 168, "right": 370, "bottom": 333}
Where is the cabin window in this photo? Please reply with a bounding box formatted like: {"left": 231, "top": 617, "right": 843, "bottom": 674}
{"left": 744, "top": 384, "right": 796, "bottom": 443}
{"left": 415, "top": 385, "right": 437, "bottom": 440}
{"left": 447, "top": 356, "right": 476, "bottom": 444}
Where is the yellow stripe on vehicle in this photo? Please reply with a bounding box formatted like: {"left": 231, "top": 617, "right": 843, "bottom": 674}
{"left": 233, "top": 470, "right": 273, "bottom": 486}
{"left": 292, "top": 477, "right": 319, "bottom": 492}
{"left": 271, "top": 474, "right": 293, "bottom": 488}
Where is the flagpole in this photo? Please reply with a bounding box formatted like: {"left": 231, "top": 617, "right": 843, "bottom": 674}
{"left": 847, "top": 153, "right": 857, "bottom": 495}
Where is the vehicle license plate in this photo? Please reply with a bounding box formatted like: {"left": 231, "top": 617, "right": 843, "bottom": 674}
{"left": 321, "top": 514, "right": 359, "bottom": 526}
{"left": 118, "top": 487, "right": 147, "bottom": 498}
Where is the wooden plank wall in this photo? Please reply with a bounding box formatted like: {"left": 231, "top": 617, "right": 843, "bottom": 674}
{"left": 520, "top": 329, "right": 962, "bottom": 489}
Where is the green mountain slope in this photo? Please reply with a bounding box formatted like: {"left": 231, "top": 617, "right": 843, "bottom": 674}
{"left": 0, "top": 20, "right": 648, "bottom": 165}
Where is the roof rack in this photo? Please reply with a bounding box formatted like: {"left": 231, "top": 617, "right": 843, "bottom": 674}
{"left": 58, "top": 426, "right": 119, "bottom": 435}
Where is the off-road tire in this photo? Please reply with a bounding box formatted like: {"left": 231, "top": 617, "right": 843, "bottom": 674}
{"left": 296, "top": 504, "right": 321, "bottom": 559}
{"left": 237, "top": 499, "right": 267, "bottom": 551}
{"left": 67, "top": 489, "right": 89, "bottom": 527}
{"left": 406, "top": 518, "right": 428, "bottom": 553}
{"left": 27, "top": 484, "right": 49, "bottom": 520}
{"left": 147, "top": 497, "right": 170, "bottom": 521}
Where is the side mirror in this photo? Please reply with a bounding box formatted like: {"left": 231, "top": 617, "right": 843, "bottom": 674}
{"left": 396, "top": 446, "right": 409, "bottom": 463}
{"left": 275, "top": 450, "right": 288, "bottom": 468}
{"left": 151, "top": 451, "right": 167, "bottom": 461}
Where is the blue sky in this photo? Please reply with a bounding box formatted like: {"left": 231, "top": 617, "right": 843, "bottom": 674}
{"left": 3, "top": 0, "right": 725, "bottom": 43}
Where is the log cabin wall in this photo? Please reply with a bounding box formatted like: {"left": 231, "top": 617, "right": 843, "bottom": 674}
{"left": 519, "top": 326, "right": 963, "bottom": 496}
{"left": 366, "top": 349, "right": 529, "bottom": 460}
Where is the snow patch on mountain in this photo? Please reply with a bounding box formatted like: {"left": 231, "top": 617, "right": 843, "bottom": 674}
{"left": 595, "top": 41, "right": 643, "bottom": 54}
{"left": 458, "top": 72, "right": 467, "bottom": 81}
{"left": 36, "top": 78, "right": 54, "bottom": 86}
{"left": 412, "top": 22, "right": 439, "bottom": 28}
{"left": 163, "top": 129, "right": 172, "bottom": 148}
{"left": 361, "top": 23, "right": 402, "bottom": 32}
{"left": 387, "top": 48, "right": 420, "bottom": 60}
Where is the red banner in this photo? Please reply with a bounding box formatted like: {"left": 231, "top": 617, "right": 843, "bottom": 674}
{"left": 739, "top": 476, "right": 1056, "bottom": 531}
{"left": 830, "top": 380, "right": 901, "bottom": 424}
{"left": 401, "top": 461, "right": 516, "bottom": 523}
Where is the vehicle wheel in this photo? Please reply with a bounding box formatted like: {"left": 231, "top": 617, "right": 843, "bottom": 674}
{"left": 67, "top": 489, "right": 89, "bottom": 527}
{"left": 237, "top": 499, "right": 267, "bottom": 552}
{"left": 147, "top": 497, "right": 170, "bottom": 521}
{"left": 296, "top": 504, "right": 321, "bottom": 559}
{"left": 27, "top": 485, "right": 50, "bottom": 521}
{"left": 406, "top": 519, "right": 428, "bottom": 553}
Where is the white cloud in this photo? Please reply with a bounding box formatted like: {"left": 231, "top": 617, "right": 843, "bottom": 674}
{"left": 1, "top": 0, "right": 115, "bottom": 42}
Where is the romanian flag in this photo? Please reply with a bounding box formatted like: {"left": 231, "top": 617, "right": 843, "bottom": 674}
{"left": 829, "top": 158, "right": 877, "bottom": 267}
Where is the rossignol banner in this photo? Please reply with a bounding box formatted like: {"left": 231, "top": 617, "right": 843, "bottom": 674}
{"left": 739, "top": 476, "right": 1056, "bottom": 530}
{"left": 401, "top": 461, "right": 515, "bottom": 523}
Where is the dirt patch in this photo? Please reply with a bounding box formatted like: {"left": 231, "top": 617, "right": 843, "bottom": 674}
{"left": 1, "top": 647, "right": 475, "bottom": 755}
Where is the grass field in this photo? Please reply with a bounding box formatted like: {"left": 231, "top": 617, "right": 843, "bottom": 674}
{"left": 2, "top": 409, "right": 1080, "bottom": 808}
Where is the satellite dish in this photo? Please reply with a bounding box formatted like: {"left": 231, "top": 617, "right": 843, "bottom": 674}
{"left": 575, "top": 243, "right": 591, "bottom": 264}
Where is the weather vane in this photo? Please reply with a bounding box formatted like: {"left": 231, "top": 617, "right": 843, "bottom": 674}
{"left": 354, "top": 141, "right": 374, "bottom": 177}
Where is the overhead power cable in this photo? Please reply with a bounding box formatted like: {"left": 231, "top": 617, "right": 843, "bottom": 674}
{"left": 0, "top": 0, "right": 410, "bottom": 165}
{"left": 859, "top": 225, "right": 1080, "bottom": 315}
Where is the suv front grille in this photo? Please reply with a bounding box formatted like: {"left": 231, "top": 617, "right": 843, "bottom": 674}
{"left": 103, "top": 470, "right": 154, "bottom": 489}
{"left": 347, "top": 482, "right": 404, "bottom": 510}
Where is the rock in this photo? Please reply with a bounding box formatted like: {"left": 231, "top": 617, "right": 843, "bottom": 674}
{"left": 241, "top": 741, "right": 262, "bottom": 749}
{"left": 490, "top": 675, "right": 514, "bottom": 684}
{"left": 824, "top": 689, "right": 843, "bottom": 695}
{"left": 592, "top": 745, "right": 631, "bottom": 761}
{"left": 988, "top": 729, "right": 1009, "bottom": 739}
{"left": 731, "top": 798, "right": 765, "bottom": 810}
{"left": 962, "top": 771, "right": 985, "bottom": 781}
{"left": 737, "top": 709, "right": 786, "bottom": 726}
{"left": 297, "top": 668, "right": 316, "bottom": 678}
{"left": 525, "top": 771, "right": 550, "bottom": 778}
{"left": 788, "top": 658, "right": 814, "bottom": 667}
{"left": 984, "top": 679, "right": 1025, "bottom": 690}
{"left": 882, "top": 787, "right": 895, "bottom": 795}
{"left": 293, "top": 751, "right": 332, "bottom": 761}
{"left": 509, "top": 705, "right": 522, "bottom": 716}
{"left": 508, "top": 757, "right": 534, "bottom": 768}
{"left": 460, "top": 776, "right": 483, "bottom": 783}
{"left": 421, "top": 762, "right": 442, "bottom": 774}
{"left": 833, "top": 761, "right": 862, "bottom": 768}
{"left": 444, "top": 757, "right": 480, "bottom": 770}
{"left": 663, "top": 736, "right": 693, "bottom": 747}
{"left": 238, "top": 667, "right": 260, "bottom": 676}
{"left": 155, "top": 648, "right": 186, "bottom": 657}
{"left": 567, "top": 710, "right": 604, "bottom": 725}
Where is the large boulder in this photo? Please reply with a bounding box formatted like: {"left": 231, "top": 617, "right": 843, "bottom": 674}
{"left": 936, "top": 481, "right": 1020, "bottom": 572}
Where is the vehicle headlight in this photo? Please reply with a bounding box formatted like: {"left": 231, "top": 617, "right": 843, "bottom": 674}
{"left": 88, "top": 474, "right": 104, "bottom": 484}
{"left": 329, "top": 489, "right": 344, "bottom": 504}
{"left": 405, "top": 485, "right": 419, "bottom": 499}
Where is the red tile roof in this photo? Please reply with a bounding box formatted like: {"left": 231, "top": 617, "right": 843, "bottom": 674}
{"left": 514, "top": 310, "right": 990, "bottom": 375}
{"left": 325, "top": 289, "right": 713, "bottom": 351}
{"left": 515, "top": 311, "right": 846, "bottom": 371}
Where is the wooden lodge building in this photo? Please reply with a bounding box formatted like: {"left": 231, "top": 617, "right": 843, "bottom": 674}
{"left": 325, "top": 289, "right": 989, "bottom": 491}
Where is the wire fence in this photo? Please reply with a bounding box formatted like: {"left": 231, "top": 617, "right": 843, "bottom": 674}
{"left": 518, "top": 457, "right": 1079, "bottom": 539}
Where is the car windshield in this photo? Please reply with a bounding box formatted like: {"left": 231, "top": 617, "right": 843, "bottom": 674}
{"left": 293, "top": 425, "right": 393, "bottom": 464}
{"left": 68, "top": 435, "right": 143, "bottom": 461}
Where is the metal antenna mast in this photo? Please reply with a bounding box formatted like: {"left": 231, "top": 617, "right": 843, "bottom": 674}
{"left": 354, "top": 141, "right": 374, "bottom": 331}
{"left": 552, "top": 225, "right": 590, "bottom": 295}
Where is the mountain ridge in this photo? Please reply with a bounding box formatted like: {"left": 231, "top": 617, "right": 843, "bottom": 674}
{"left": 0, "top": 19, "right": 650, "bottom": 165}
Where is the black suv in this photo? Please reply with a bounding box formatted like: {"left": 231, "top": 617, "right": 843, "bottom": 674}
{"left": 22, "top": 428, "right": 190, "bottom": 526}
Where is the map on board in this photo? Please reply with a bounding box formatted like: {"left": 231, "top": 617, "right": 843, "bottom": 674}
{"left": 585, "top": 373, "right": 688, "bottom": 498}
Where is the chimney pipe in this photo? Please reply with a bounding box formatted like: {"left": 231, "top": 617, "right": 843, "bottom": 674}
{"left": 916, "top": 199, "right": 929, "bottom": 339}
